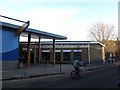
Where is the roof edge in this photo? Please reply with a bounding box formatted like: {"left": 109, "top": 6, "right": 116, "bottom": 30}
{"left": 1, "top": 21, "right": 67, "bottom": 40}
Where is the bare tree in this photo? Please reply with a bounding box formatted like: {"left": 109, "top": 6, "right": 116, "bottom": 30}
{"left": 89, "top": 22, "right": 117, "bottom": 41}
{"left": 88, "top": 22, "right": 118, "bottom": 60}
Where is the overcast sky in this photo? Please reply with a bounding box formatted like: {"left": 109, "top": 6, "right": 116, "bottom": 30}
{"left": 0, "top": 0, "right": 118, "bottom": 41}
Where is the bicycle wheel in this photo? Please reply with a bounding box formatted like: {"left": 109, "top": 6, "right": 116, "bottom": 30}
{"left": 71, "top": 70, "right": 77, "bottom": 79}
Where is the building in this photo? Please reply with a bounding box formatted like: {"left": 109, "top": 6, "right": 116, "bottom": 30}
{"left": 19, "top": 41, "right": 105, "bottom": 64}
{"left": 0, "top": 22, "right": 67, "bottom": 70}
{"left": 100, "top": 40, "right": 118, "bottom": 62}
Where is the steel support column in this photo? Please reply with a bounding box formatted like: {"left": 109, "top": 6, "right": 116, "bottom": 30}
{"left": 53, "top": 39, "right": 55, "bottom": 66}
{"left": 27, "top": 34, "right": 31, "bottom": 67}
{"left": 34, "top": 44, "right": 36, "bottom": 64}
{"left": 38, "top": 36, "right": 41, "bottom": 64}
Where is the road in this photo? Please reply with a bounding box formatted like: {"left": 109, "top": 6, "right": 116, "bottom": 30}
{"left": 2, "top": 64, "right": 119, "bottom": 88}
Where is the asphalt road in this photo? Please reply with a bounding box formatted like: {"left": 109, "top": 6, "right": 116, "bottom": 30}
{"left": 2, "top": 64, "right": 119, "bottom": 88}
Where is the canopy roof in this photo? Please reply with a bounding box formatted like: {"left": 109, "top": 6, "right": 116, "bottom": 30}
{"left": 1, "top": 22, "right": 67, "bottom": 40}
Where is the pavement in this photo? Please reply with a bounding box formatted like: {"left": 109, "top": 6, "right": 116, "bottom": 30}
{"left": 1, "top": 61, "right": 115, "bottom": 81}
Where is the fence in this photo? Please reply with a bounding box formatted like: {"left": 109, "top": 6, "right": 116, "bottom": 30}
{"left": 2, "top": 62, "right": 73, "bottom": 80}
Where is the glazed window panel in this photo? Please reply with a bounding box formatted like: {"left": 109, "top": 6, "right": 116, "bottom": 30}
{"left": 42, "top": 52, "right": 50, "bottom": 61}
{"left": 56, "top": 52, "right": 60, "bottom": 61}
{"left": 63, "top": 52, "right": 71, "bottom": 61}
{"left": 74, "top": 52, "right": 81, "bottom": 61}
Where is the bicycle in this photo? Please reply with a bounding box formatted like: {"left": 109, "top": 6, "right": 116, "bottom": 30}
{"left": 71, "top": 67, "right": 81, "bottom": 79}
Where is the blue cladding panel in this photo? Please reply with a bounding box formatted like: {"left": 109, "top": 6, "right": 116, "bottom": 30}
{"left": 2, "top": 27, "right": 19, "bottom": 61}
{"left": 0, "top": 25, "right": 2, "bottom": 60}
{"left": 2, "top": 48, "right": 18, "bottom": 60}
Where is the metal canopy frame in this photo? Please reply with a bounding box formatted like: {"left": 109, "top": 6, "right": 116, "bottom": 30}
{"left": 1, "top": 22, "right": 67, "bottom": 40}
{"left": 1, "top": 21, "right": 67, "bottom": 67}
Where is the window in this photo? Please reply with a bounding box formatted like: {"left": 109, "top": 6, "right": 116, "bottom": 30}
{"left": 56, "top": 52, "right": 60, "bottom": 61}
{"left": 73, "top": 50, "right": 82, "bottom": 61}
{"left": 74, "top": 52, "right": 81, "bottom": 61}
{"left": 42, "top": 52, "right": 50, "bottom": 61}
{"left": 55, "top": 50, "right": 61, "bottom": 61}
{"left": 63, "top": 50, "right": 71, "bottom": 61}
{"left": 42, "top": 50, "right": 50, "bottom": 62}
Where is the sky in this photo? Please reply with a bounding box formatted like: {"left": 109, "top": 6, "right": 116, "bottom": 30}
{"left": 0, "top": 0, "right": 119, "bottom": 41}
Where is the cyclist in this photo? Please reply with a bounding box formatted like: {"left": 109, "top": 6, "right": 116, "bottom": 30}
{"left": 73, "top": 58, "right": 81, "bottom": 77}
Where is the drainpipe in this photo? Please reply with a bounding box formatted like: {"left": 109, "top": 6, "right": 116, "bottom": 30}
{"left": 88, "top": 43, "right": 90, "bottom": 64}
